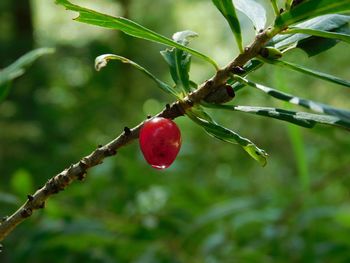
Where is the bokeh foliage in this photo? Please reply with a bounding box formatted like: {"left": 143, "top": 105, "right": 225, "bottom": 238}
{"left": 0, "top": 0, "right": 349, "bottom": 262}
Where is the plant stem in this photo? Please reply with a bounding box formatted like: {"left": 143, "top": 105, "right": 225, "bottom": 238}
{"left": 0, "top": 24, "right": 282, "bottom": 243}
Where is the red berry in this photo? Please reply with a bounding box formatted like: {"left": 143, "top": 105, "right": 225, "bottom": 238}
{"left": 139, "top": 117, "right": 181, "bottom": 169}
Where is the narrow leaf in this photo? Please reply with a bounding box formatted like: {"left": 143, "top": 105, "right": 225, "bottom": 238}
{"left": 160, "top": 31, "right": 197, "bottom": 95}
{"left": 0, "top": 48, "right": 54, "bottom": 86}
{"left": 275, "top": 0, "right": 350, "bottom": 28}
{"left": 204, "top": 104, "right": 350, "bottom": 130}
{"left": 262, "top": 58, "right": 350, "bottom": 88}
{"left": 234, "top": 0, "right": 267, "bottom": 31}
{"left": 270, "top": 0, "right": 280, "bottom": 16}
{"left": 296, "top": 24, "right": 349, "bottom": 57}
{"left": 0, "top": 48, "right": 54, "bottom": 102}
{"left": 55, "top": 0, "right": 218, "bottom": 69}
{"left": 234, "top": 75, "right": 350, "bottom": 123}
{"left": 95, "top": 54, "right": 179, "bottom": 97}
{"left": 187, "top": 108, "right": 268, "bottom": 166}
{"left": 271, "top": 14, "right": 350, "bottom": 50}
{"left": 212, "top": 0, "right": 243, "bottom": 52}
{"left": 285, "top": 0, "right": 293, "bottom": 11}
{"left": 282, "top": 27, "right": 350, "bottom": 44}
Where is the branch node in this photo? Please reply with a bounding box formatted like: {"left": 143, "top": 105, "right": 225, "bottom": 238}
{"left": 68, "top": 164, "right": 75, "bottom": 172}
{"left": 47, "top": 178, "right": 60, "bottom": 194}
{"left": 123, "top": 126, "right": 131, "bottom": 136}
{"left": 188, "top": 100, "right": 194, "bottom": 107}
{"left": 20, "top": 208, "right": 32, "bottom": 218}
{"left": 77, "top": 172, "right": 87, "bottom": 181}
{"left": 105, "top": 148, "right": 117, "bottom": 157}
{"left": 79, "top": 159, "right": 89, "bottom": 170}
{"left": 62, "top": 174, "right": 70, "bottom": 185}
{"left": 27, "top": 195, "right": 34, "bottom": 202}
{"left": 232, "top": 66, "right": 245, "bottom": 75}
{"left": 1, "top": 216, "right": 8, "bottom": 222}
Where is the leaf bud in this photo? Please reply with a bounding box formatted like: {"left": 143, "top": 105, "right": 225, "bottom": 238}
{"left": 260, "top": 47, "right": 283, "bottom": 59}
{"left": 204, "top": 85, "right": 235, "bottom": 104}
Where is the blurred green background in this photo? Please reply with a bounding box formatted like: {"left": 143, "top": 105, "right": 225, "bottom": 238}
{"left": 1, "top": 0, "right": 350, "bottom": 262}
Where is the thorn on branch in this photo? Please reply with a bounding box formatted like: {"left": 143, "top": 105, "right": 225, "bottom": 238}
{"left": 147, "top": 115, "right": 152, "bottom": 119}
{"left": 123, "top": 126, "right": 131, "bottom": 136}
{"left": 279, "top": 8, "right": 284, "bottom": 14}
{"left": 1, "top": 216, "right": 8, "bottom": 222}
{"left": 97, "top": 144, "right": 103, "bottom": 148}
{"left": 165, "top": 103, "right": 170, "bottom": 110}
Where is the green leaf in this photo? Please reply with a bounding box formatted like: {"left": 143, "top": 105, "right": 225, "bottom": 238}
{"left": 95, "top": 54, "right": 179, "bottom": 98}
{"left": 261, "top": 58, "right": 350, "bottom": 88}
{"left": 212, "top": 0, "right": 243, "bottom": 52}
{"left": 234, "top": 0, "right": 267, "bottom": 31}
{"left": 0, "top": 48, "right": 54, "bottom": 102}
{"left": 271, "top": 14, "right": 350, "bottom": 51}
{"left": 234, "top": 75, "right": 350, "bottom": 123}
{"left": 271, "top": 14, "right": 350, "bottom": 56}
{"left": 275, "top": 0, "right": 350, "bottom": 28}
{"left": 187, "top": 108, "right": 268, "bottom": 166}
{"left": 296, "top": 23, "right": 350, "bottom": 56}
{"left": 160, "top": 31, "right": 197, "bottom": 96}
{"left": 282, "top": 27, "right": 350, "bottom": 44}
{"left": 285, "top": 0, "right": 293, "bottom": 11}
{"left": 270, "top": 0, "right": 280, "bottom": 16}
{"left": 204, "top": 104, "right": 350, "bottom": 130}
{"left": 55, "top": 0, "right": 218, "bottom": 69}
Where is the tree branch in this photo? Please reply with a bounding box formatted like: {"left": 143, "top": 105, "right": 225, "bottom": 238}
{"left": 0, "top": 26, "right": 280, "bottom": 243}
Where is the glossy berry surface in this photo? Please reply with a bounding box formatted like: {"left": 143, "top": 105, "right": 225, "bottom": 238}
{"left": 139, "top": 117, "right": 181, "bottom": 169}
